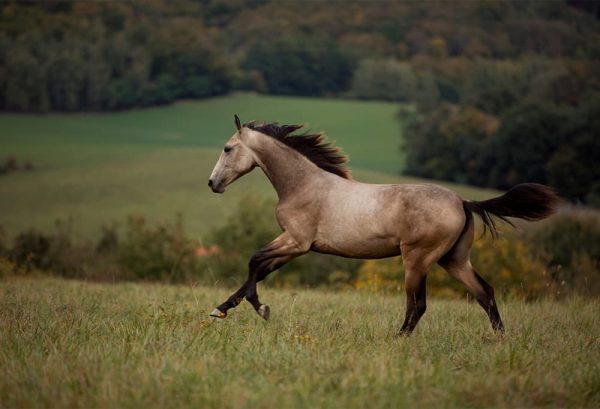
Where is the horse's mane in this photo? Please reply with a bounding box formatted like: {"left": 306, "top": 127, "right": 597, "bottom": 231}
{"left": 244, "top": 121, "right": 351, "bottom": 179}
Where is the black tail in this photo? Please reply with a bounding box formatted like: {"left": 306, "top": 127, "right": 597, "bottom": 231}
{"left": 463, "top": 183, "right": 560, "bottom": 238}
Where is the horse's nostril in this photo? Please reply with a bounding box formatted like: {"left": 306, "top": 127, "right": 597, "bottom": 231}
{"left": 208, "top": 179, "right": 213, "bottom": 188}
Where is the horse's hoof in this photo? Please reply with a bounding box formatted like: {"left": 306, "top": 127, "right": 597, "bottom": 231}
{"left": 209, "top": 308, "right": 227, "bottom": 319}
{"left": 257, "top": 304, "right": 270, "bottom": 320}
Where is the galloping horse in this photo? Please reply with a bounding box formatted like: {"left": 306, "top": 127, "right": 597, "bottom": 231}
{"left": 207, "top": 115, "right": 558, "bottom": 335}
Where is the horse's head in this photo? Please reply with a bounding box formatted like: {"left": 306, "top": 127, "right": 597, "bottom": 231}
{"left": 208, "top": 115, "right": 258, "bottom": 193}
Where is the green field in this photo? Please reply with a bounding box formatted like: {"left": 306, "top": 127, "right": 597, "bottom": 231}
{"left": 0, "top": 94, "right": 498, "bottom": 239}
{"left": 1, "top": 276, "right": 598, "bottom": 408}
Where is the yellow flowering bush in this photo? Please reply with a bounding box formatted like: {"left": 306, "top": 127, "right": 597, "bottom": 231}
{"left": 355, "top": 232, "right": 550, "bottom": 300}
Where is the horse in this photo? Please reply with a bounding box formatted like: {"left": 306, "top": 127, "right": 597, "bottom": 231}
{"left": 207, "top": 115, "right": 559, "bottom": 335}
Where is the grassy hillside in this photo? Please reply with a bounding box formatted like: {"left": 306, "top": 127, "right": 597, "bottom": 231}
{"left": 1, "top": 276, "right": 598, "bottom": 408}
{"left": 0, "top": 94, "right": 499, "bottom": 238}
{"left": 0, "top": 93, "right": 404, "bottom": 172}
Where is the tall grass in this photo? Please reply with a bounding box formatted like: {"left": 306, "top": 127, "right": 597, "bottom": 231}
{"left": 1, "top": 276, "right": 598, "bottom": 408}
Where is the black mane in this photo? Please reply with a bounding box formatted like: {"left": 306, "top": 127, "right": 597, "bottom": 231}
{"left": 244, "top": 121, "right": 351, "bottom": 179}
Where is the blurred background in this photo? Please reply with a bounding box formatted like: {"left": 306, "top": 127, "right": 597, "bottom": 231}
{"left": 0, "top": 0, "right": 598, "bottom": 297}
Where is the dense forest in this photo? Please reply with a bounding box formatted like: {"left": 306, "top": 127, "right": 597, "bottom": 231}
{"left": 1, "top": 0, "right": 599, "bottom": 202}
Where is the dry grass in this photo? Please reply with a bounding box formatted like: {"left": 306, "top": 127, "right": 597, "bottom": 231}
{"left": 1, "top": 276, "right": 598, "bottom": 408}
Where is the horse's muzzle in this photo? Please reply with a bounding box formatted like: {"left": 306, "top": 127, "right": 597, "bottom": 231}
{"left": 208, "top": 178, "right": 225, "bottom": 193}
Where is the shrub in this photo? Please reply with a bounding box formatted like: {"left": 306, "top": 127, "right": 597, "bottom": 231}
{"left": 10, "top": 229, "right": 51, "bottom": 272}
{"left": 355, "top": 232, "right": 551, "bottom": 300}
{"left": 529, "top": 211, "right": 600, "bottom": 296}
{"left": 9, "top": 220, "right": 96, "bottom": 278}
{"left": 117, "top": 215, "right": 202, "bottom": 283}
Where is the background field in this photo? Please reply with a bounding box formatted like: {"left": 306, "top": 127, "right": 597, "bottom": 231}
{"left": 1, "top": 276, "right": 598, "bottom": 408}
{"left": 0, "top": 93, "right": 498, "bottom": 239}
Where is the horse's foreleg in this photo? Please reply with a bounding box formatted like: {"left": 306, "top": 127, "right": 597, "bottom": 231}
{"left": 210, "top": 231, "right": 307, "bottom": 320}
{"left": 211, "top": 283, "right": 248, "bottom": 318}
{"left": 210, "top": 268, "right": 274, "bottom": 318}
{"left": 397, "top": 244, "right": 439, "bottom": 336}
{"left": 245, "top": 254, "right": 293, "bottom": 319}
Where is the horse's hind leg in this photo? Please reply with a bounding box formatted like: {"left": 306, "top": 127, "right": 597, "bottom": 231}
{"left": 398, "top": 271, "right": 428, "bottom": 335}
{"left": 440, "top": 260, "right": 504, "bottom": 333}
{"left": 438, "top": 224, "right": 504, "bottom": 333}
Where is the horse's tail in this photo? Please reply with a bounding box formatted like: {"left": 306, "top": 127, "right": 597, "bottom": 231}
{"left": 463, "top": 183, "right": 560, "bottom": 238}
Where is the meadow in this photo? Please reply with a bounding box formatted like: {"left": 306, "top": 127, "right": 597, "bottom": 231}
{"left": 4, "top": 94, "right": 596, "bottom": 409}
{"left": 0, "top": 94, "right": 498, "bottom": 239}
{"left": 1, "top": 275, "right": 598, "bottom": 408}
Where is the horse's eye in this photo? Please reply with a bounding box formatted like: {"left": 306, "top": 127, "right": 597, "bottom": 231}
{"left": 224, "top": 146, "right": 232, "bottom": 153}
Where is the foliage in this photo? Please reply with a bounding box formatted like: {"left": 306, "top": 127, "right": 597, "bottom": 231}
{"left": 349, "top": 59, "right": 419, "bottom": 102}
{"left": 403, "top": 86, "right": 600, "bottom": 204}
{"left": 355, "top": 231, "right": 552, "bottom": 300}
{"left": 545, "top": 94, "right": 600, "bottom": 203}
{"left": 484, "top": 100, "right": 571, "bottom": 188}
{"left": 2, "top": 1, "right": 599, "bottom": 111}
{"left": 0, "top": 2, "right": 232, "bottom": 111}
{"left": 5, "top": 197, "right": 598, "bottom": 298}
{"left": 117, "top": 215, "right": 203, "bottom": 282}
{"left": 403, "top": 104, "right": 497, "bottom": 184}
{"left": 7, "top": 216, "right": 205, "bottom": 283}
{"left": 243, "top": 37, "right": 353, "bottom": 96}
{"left": 529, "top": 211, "right": 600, "bottom": 296}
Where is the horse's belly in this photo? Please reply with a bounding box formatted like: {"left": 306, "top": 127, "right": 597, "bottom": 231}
{"left": 311, "top": 236, "right": 400, "bottom": 259}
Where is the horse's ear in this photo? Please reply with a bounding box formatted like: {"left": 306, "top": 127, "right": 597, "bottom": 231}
{"left": 234, "top": 114, "right": 241, "bottom": 131}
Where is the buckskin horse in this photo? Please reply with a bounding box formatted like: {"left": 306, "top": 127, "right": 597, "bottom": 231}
{"left": 207, "top": 115, "right": 558, "bottom": 335}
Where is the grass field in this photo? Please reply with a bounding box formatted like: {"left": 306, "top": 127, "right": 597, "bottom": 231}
{"left": 0, "top": 94, "right": 499, "bottom": 239}
{"left": 1, "top": 276, "right": 598, "bottom": 408}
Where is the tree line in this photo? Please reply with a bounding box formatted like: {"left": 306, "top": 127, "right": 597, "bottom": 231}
{"left": 1, "top": 0, "right": 598, "bottom": 111}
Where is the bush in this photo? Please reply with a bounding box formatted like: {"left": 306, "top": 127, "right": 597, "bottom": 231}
{"left": 7, "top": 216, "right": 205, "bottom": 283}
{"left": 529, "top": 211, "right": 600, "bottom": 296}
{"left": 10, "top": 229, "right": 51, "bottom": 272}
{"left": 117, "top": 215, "right": 202, "bottom": 283}
{"left": 10, "top": 220, "right": 96, "bottom": 278}
{"left": 355, "top": 232, "right": 551, "bottom": 300}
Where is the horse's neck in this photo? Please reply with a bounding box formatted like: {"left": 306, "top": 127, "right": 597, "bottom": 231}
{"left": 253, "top": 139, "right": 319, "bottom": 200}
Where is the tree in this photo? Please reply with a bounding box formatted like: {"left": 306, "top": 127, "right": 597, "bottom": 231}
{"left": 350, "top": 59, "right": 418, "bottom": 102}
{"left": 485, "top": 101, "right": 569, "bottom": 188}
{"left": 244, "top": 37, "right": 353, "bottom": 96}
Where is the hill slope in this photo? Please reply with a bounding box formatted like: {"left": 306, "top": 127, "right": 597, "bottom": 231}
{"left": 0, "top": 94, "right": 498, "bottom": 238}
